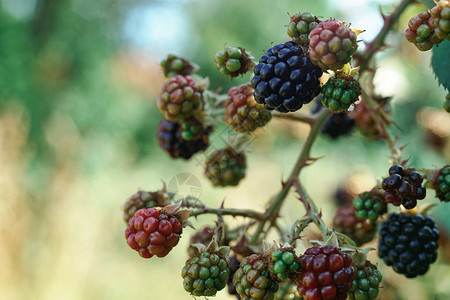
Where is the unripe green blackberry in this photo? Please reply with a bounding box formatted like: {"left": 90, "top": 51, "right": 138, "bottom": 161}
{"left": 233, "top": 254, "right": 280, "bottom": 300}
{"left": 215, "top": 47, "right": 255, "bottom": 78}
{"left": 435, "top": 165, "right": 450, "bottom": 202}
{"left": 405, "top": 11, "right": 443, "bottom": 51}
{"left": 205, "top": 147, "right": 246, "bottom": 187}
{"left": 348, "top": 261, "right": 382, "bottom": 300}
{"left": 270, "top": 249, "right": 302, "bottom": 282}
{"left": 308, "top": 19, "right": 358, "bottom": 71}
{"left": 430, "top": 0, "right": 450, "bottom": 40}
{"left": 352, "top": 189, "right": 387, "bottom": 221}
{"left": 122, "top": 187, "right": 170, "bottom": 224}
{"left": 225, "top": 83, "right": 272, "bottom": 133}
{"left": 287, "top": 12, "right": 321, "bottom": 46}
{"left": 160, "top": 54, "right": 198, "bottom": 78}
{"left": 182, "top": 242, "right": 230, "bottom": 296}
{"left": 157, "top": 75, "right": 203, "bottom": 121}
{"left": 321, "top": 73, "right": 361, "bottom": 112}
{"left": 180, "top": 117, "right": 205, "bottom": 141}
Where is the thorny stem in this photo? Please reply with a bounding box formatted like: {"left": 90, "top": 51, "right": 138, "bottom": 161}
{"left": 190, "top": 207, "right": 264, "bottom": 220}
{"left": 249, "top": 109, "right": 330, "bottom": 244}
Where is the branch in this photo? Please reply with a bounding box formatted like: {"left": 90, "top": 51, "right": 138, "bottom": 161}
{"left": 190, "top": 207, "right": 264, "bottom": 220}
{"left": 272, "top": 112, "right": 317, "bottom": 124}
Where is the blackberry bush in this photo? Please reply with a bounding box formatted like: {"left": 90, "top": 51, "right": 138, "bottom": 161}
{"left": 252, "top": 41, "right": 322, "bottom": 113}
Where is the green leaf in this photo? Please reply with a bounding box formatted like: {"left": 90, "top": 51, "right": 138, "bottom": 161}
{"left": 431, "top": 40, "right": 450, "bottom": 92}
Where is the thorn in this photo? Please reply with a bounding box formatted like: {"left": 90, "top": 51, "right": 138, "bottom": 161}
{"left": 378, "top": 5, "right": 387, "bottom": 21}
{"left": 220, "top": 199, "right": 225, "bottom": 209}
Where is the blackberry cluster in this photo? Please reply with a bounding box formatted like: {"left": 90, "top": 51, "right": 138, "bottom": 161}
{"left": 252, "top": 41, "right": 322, "bottom": 113}
{"left": 322, "top": 113, "right": 355, "bottom": 139}
{"left": 233, "top": 254, "right": 280, "bottom": 300}
{"left": 308, "top": 19, "right": 358, "bottom": 71}
{"left": 287, "top": 12, "right": 321, "bottom": 46}
{"left": 352, "top": 190, "right": 387, "bottom": 221}
{"left": 157, "top": 75, "right": 203, "bottom": 121}
{"left": 123, "top": 189, "right": 170, "bottom": 224}
{"left": 382, "top": 165, "right": 426, "bottom": 209}
{"left": 378, "top": 213, "right": 439, "bottom": 278}
{"left": 430, "top": 0, "right": 450, "bottom": 41}
{"left": 333, "top": 206, "right": 377, "bottom": 246}
{"left": 157, "top": 119, "right": 211, "bottom": 159}
{"left": 215, "top": 47, "right": 255, "bottom": 78}
{"left": 225, "top": 83, "right": 272, "bottom": 133}
{"left": 125, "top": 207, "right": 183, "bottom": 258}
{"left": 270, "top": 249, "right": 301, "bottom": 281}
{"left": 321, "top": 74, "right": 361, "bottom": 112}
{"left": 205, "top": 147, "right": 246, "bottom": 187}
{"left": 297, "top": 245, "right": 355, "bottom": 300}
{"left": 160, "top": 54, "right": 197, "bottom": 78}
{"left": 435, "top": 165, "right": 450, "bottom": 202}
{"left": 405, "top": 12, "right": 442, "bottom": 51}
{"left": 182, "top": 250, "right": 230, "bottom": 296}
{"left": 348, "top": 262, "right": 382, "bottom": 300}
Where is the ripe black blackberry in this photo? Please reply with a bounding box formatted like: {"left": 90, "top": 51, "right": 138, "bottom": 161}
{"left": 378, "top": 213, "right": 439, "bottom": 278}
{"left": 157, "top": 119, "right": 212, "bottom": 159}
{"left": 322, "top": 113, "right": 355, "bottom": 139}
{"left": 252, "top": 41, "right": 322, "bottom": 113}
{"left": 381, "top": 165, "right": 426, "bottom": 209}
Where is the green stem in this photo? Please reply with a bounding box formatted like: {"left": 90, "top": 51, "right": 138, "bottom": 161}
{"left": 249, "top": 109, "right": 330, "bottom": 244}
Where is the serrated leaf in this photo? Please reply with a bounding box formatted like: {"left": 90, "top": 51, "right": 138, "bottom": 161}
{"left": 431, "top": 40, "right": 450, "bottom": 92}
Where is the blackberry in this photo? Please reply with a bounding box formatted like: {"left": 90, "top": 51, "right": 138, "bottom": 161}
{"left": 227, "top": 255, "right": 242, "bottom": 299}
{"left": 297, "top": 245, "right": 355, "bottom": 300}
{"left": 378, "top": 213, "right": 439, "bottom": 278}
{"left": 123, "top": 187, "right": 170, "bottom": 224}
{"left": 157, "top": 119, "right": 211, "bottom": 159}
{"left": 160, "top": 54, "right": 198, "bottom": 78}
{"left": 252, "top": 41, "right": 322, "bottom": 113}
{"left": 321, "top": 73, "right": 361, "bottom": 112}
{"left": 233, "top": 253, "right": 280, "bottom": 300}
{"left": 182, "top": 243, "right": 230, "bottom": 296}
{"left": 430, "top": 0, "right": 450, "bottom": 41}
{"left": 225, "top": 83, "right": 272, "bottom": 133}
{"left": 157, "top": 75, "right": 203, "bottom": 121}
{"left": 435, "top": 165, "right": 450, "bottom": 202}
{"left": 352, "top": 189, "right": 387, "bottom": 221}
{"left": 270, "top": 248, "right": 302, "bottom": 281}
{"left": 287, "top": 12, "right": 321, "bottom": 47}
{"left": 205, "top": 147, "right": 246, "bottom": 187}
{"left": 348, "top": 261, "right": 382, "bottom": 300}
{"left": 381, "top": 165, "right": 426, "bottom": 209}
{"left": 405, "top": 11, "right": 442, "bottom": 51}
{"left": 308, "top": 19, "right": 358, "bottom": 71}
{"left": 215, "top": 46, "right": 256, "bottom": 78}
{"left": 322, "top": 113, "right": 355, "bottom": 139}
{"left": 333, "top": 206, "right": 378, "bottom": 247}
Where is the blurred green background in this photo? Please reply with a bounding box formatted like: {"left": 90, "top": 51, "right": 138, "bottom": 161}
{"left": 0, "top": 0, "right": 449, "bottom": 299}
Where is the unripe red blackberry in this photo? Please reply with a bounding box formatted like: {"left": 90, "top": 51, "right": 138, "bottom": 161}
{"left": 381, "top": 165, "right": 426, "bottom": 209}
{"left": 182, "top": 241, "right": 230, "bottom": 296}
{"left": 160, "top": 54, "right": 198, "bottom": 78}
{"left": 252, "top": 41, "right": 323, "bottom": 113}
{"left": 333, "top": 206, "right": 377, "bottom": 247}
{"left": 287, "top": 12, "right": 322, "bottom": 46}
{"left": 157, "top": 119, "right": 211, "bottom": 159}
{"left": 125, "top": 205, "right": 190, "bottom": 258}
{"left": 321, "top": 73, "right": 361, "bottom": 112}
{"left": 430, "top": 0, "right": 450, "bottom": 40}
{"left": 378, "top": 213, "right": 439, "bottom": 278}
{"left": 435, "top": 165, "right": 450, "bottom": 202}
{"left": 205, "top": 147, "right": 246, "bottom": 187}
{"left": 348, "top": 261, "right": 382, "bottom": 300}
{"left": 352, "top": 189, "right": 387, "bottom": 221}
{"left": 215, "top": 47, "right": 256, "bottom": 78}
{"left": 157, "top": 75, "right": 203, "bottom": 121}
{"left": 233, "top": 253, "right": 280, "bottom": 300}
{"left": 308, "top": 19, "right": 358, "bottom": 71}
{"left": 297, "top": 245, "right": 355, "bottom": 300}
{"left": 270, "top": 248, "right": 302, "bottom": 282}
{"left": 225, "top": 83, "right": 272, "bottom": 133}
{"left": 405, "top": 11, "right": 442, "bottom": 51}
{"left": 123, "top": 186, "right": 170, "bottom": 224}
